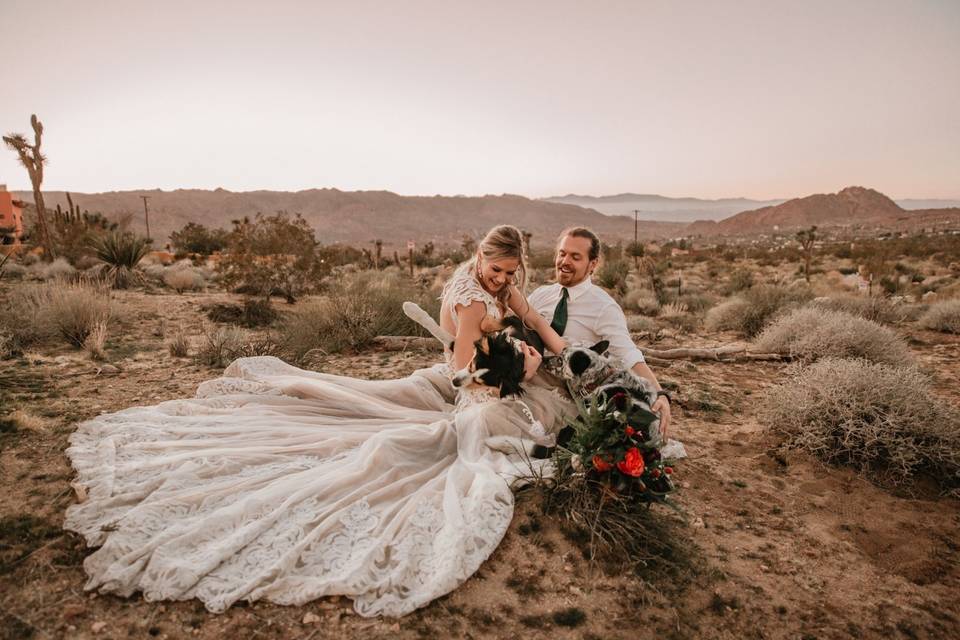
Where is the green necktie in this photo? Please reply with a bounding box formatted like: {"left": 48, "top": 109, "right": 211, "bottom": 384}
{"left": 550, "top": 287, "right": 569, "bottom": 335}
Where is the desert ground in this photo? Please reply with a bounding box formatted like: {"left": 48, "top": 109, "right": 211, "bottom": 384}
{"left": 2, "top": 241, "right": 959, "bottom": 640}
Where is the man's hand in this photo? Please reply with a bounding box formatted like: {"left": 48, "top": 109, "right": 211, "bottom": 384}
{"left": 652, "top": 395, "right": 671, "bottom": 440}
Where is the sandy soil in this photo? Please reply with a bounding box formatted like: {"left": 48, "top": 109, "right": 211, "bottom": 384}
{"left": 1, "top": 287, "right": 958, "bottom": 640}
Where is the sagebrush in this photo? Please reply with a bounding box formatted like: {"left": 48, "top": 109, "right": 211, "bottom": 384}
{"left": 755, "top": 307, "right": 913, "bottom": 365}
{"left": 759, "top": 358, "right": 960, "bottom": 491}
{"left": 705, "top": 285, "right": 812, "bottom": 337}
{"left": 919, "top": 298, "right": 960, "bottom": 334}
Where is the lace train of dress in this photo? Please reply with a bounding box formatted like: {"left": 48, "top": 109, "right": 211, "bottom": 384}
{"left": 64, "top": 356, "right": 572, "bottom": 617}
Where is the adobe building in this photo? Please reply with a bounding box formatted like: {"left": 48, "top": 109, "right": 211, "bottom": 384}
{"left": 0, "top": 184, "right": 24, "bottom": 247}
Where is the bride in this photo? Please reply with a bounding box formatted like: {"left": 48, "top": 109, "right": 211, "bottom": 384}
{"left": 64, "top": 224, "right": 575, "bottom": 617}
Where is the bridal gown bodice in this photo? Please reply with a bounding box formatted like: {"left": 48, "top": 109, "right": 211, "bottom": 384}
{"left": 64, "top": 271, "right": 575, "bottom": 617}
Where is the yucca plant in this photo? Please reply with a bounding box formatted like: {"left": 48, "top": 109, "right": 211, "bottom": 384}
{"left": 90, "top": 231, "right": 150, "bottom": 289}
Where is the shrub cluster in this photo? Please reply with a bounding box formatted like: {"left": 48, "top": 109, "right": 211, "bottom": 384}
{"left": 755, "top": 307, "right": 913, "bottom": 366}
{"left": 759, "top": 358, "right": 960, "bottom": 491}
{"left": 0, "top": 282, "right": 115, "bottom": 355}
{"left": 919, "top": 299, "right": 960, "bottom": 334}
{"left": 808, "top": 295, "right": 906, "bottom": 325}
{"left": 280, "top": 270, "right": 440, "bottom": 359}
{"left": 705, "top": 285, "right": 812, "bottom": 337}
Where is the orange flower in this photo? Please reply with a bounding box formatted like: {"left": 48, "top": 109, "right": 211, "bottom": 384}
{"left": 617, "top": 447, "right": 645, "bottom": 477}
{"left": 625, "top": 426, "right": 636, "bottom": 436}
{"left": 592, "top": 455, "right": 612, "bottom": 472}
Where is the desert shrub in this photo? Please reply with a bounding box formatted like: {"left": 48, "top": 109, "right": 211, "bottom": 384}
{"left": 759, "top": 358, "right": 960, "bottom": 491}
{"left": 919, "top": 299, "right": 960, "bottom": 334}
{"left": 206, "top": 298, "right": 279, "bottom": 328}
{"left": 163, "top": 266, "right": 206, "bottom": 293}
{"left": 39, "top": 257, "right": 77, "bottom": 281}
{"left": 196, "top": 325, "right": 246, "bottom": 368}
{"left": 755, "top": 307, "right": 913, "bottom": 365}
{"left": 658, "top": 301, "right": 697, "bottom": 333}
{"left": 626, "top": 315, "right": 657, "bottom": 334}
{"left": 168, "top": 325, "right": 189, "bottom": 357}
{"left": 595, "top": 259, "right": 629, "bottom": 295}
{"left": 622, "top": 288, "right": 660, "bottom": 316}
{"left": 280, "top": 270, "right": 439, "bottom": 359}
{"left": 0, "top": 285, "right": 54, "bottom": 353}
{"left": 678, "top": 292, "right": 714, "bottom": 314}
{"left": 217, "top": 212, "right": 328, "bottom": 302}
{"left": 0, "top": 261, "right": 26, "bottom": 281}
{"left": 808, "top": 295, "right": 905, "bottom": 325}
{"left": 45, "top": 282, "right": 114, "bottom": 347}
{"left": 170, "top": 222, "right": 229, "bottom": 256}
{"left": 724, "top": 268, "right": 754, "bottom": 294}
{"left": 89, "top": 231, "right": 149, "bottom": 289}
{"left": 704, "top": 285, "right": 812, "bottom": 337}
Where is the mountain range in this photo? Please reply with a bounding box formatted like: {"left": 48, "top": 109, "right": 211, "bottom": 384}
{"left": 12, "top": 185, "right": 959, "bottom": 246}
{"left": 13, "top": 188, "right": 683, "bottom": 248}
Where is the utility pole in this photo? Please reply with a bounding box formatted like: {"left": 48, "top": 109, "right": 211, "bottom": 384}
{"left": 140, "top": 195, "right": 151, "bottom": 241}
{"left": 633, "top": 209, "right": 639, "bottom": 246}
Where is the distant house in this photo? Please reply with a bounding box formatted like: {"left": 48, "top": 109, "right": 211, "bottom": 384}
{"left": 0, "top": 184, "right": 25, "bottom": 246}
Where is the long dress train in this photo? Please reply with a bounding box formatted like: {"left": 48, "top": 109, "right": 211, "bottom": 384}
{"left": 64, "top": 274, "right": 573, "bottom": 617}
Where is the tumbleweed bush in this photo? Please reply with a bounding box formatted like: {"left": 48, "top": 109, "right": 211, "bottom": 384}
{"left": 759, "top": 358, "right": 960, "bottom": 491}
{"left": 919, "top": 298, "right": 960, "bottom": 334}
{"left": 755, "top": 307, "right": 913, "bottom": 365}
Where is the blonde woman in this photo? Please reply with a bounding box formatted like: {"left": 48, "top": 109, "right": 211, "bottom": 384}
{"left": 64, "top": 224, "right": 575, "bottom": 619}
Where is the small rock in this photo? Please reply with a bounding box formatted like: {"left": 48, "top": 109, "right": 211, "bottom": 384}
{"left": 569, "top": 586, "right": 583, "bottom": 596}
{"left": 91, "top": 621, "right": 108, "bottom": 633}
{"left": 302, "top": 613, "right": 320, "bottom": 625}
{"left": 692, "top": 517, "right": 705, "bottom": 528}
{"left": 62, "top": 604, "right": 86, "bottom": 620}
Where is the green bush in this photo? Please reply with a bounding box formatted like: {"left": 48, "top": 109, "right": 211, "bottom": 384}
{"left": 755, "top": 307, "right": 913, "bottom": 366}
{"left": 90, "top": 231, "right": 150, "bottom": 289}
{"left": 206, "top": 298, "right": 279, "bottom": 328}
{"left": 595, "top": 259, "right": 629, "bottom": 294}
{"left": 759, "top": 358, "right": 960, "bottom": 491}
{"left": 170, "top": 222, "right": 229, "bottom": 256}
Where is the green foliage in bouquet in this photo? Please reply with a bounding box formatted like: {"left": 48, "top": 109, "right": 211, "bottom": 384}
{"left": 556, "top": 392, "right": 676, "bottom": 502}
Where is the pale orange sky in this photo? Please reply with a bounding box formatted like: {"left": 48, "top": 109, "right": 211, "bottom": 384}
{"left": 1, "top": 0, "right": 958, "bottom": 200}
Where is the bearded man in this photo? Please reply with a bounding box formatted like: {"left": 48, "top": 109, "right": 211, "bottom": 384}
{"left": 527, "top": 227, "right": 672, "bottom": 436}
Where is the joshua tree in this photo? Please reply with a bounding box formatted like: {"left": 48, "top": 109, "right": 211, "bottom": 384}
{"left": 3, "top": 114, "right": 54, "bottom": 258}
{"left": 796, "top": 226, "right": 817, "bottom": 283}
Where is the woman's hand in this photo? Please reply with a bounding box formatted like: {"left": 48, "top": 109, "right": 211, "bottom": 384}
{"left": 521, "top": 341, "right": 542, "bottom": 381}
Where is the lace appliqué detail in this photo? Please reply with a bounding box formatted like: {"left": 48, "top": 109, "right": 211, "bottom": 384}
{"left": 444, "top": 272, "right": 499, "bottom": 321}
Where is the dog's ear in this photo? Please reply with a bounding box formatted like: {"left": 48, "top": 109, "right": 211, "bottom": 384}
{"left": 590, "top": 340, "right": 610, "bottom": 355}
{"left": 569, "top": 350, "right": 593, "bottom": 376}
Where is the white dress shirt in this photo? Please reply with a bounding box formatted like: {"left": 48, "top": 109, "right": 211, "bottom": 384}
{"left": 527, "top": 278, "right": 646, "bottom": 369}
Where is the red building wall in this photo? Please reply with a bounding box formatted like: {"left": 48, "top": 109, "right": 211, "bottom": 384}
{"left": 0, "top": 186, "right": 24, "bottom": 244}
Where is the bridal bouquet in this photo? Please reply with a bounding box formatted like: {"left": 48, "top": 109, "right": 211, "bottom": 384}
{"left": 559, "top": 391, "right": 675, "bottom": 503}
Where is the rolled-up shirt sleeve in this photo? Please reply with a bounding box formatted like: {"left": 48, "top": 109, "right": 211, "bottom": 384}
{"left": 594, "top": 301, "right": 646, "bottom": 369}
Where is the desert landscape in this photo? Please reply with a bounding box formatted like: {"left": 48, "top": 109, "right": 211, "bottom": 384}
{"left": 2, "top": 182, "right": 960, "bottom": 638}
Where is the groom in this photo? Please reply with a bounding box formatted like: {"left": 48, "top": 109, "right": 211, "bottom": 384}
{"left": 528, "top": 227, "right": 672, "bottom": 436}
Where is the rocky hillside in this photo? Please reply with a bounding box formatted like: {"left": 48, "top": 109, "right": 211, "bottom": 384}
{"left": 684, "top": 186, "right": 960, "bottom": 237}
{"left": 14, "top": 189, "right": 684, "bottom": 248}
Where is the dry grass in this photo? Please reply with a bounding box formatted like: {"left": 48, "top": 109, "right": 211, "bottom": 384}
{"left": 196, "top": 325, "right": 246, "bottom": 368}
{"left": 168, "top": 324, "right": 190, "bottom": 357}
{"left": 919, "top": 298, "right": 960, "bottom": 334}
{"left": 280, "top": 270, "right": 439, "bottom": 359}
{"left": 83, "top": 320, "right": 109, "bottom": 361}
{"left": 755, "top": 307, "right": 913, "bottom": 366}
{"left": 45, "top": 282, "right": 114, "bottom": 347}
{"left": 622, "top": 288, "right": 660, "bottom": 316}
{"left": 759, "top": 358, "right": 960, "bottom": 491}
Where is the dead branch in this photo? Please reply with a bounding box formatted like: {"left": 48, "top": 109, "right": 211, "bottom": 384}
{"left": 370, "top": 336, "right": 442, "bottom": 352}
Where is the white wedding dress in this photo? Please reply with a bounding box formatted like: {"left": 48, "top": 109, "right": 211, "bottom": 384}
{"left": 64, "top": 271, "right": 573, "bottom": 617}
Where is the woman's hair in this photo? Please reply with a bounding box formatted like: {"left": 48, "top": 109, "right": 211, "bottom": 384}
{"left": 445, "top": 224, "right": 528, "bottom": 314}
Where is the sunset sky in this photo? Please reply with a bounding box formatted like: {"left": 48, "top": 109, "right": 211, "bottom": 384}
{"left": 1, "top": 0, "right": 958, "bottom": 200}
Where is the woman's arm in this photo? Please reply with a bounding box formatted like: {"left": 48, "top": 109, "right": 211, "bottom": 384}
{"left": 452, "top": 300, "right": 487, "bottom": 371}
{"left": 507, "top": 286, "right": 568, "bottom": 354}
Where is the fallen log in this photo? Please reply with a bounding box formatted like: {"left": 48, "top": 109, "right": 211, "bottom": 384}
{"left": 370, "top": 336, "right": 442, "bottom": 351}
{"left": 642, "top": 345, "right": 783, "bottom": 362}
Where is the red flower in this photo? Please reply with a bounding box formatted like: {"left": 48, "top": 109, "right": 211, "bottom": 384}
{"left": 592, "top": 455, "right": 612, "bottom": 472}
{"left": 617, "top": 447, "right": 645, "bottom": 477}
{"left": 664, "top": 466, "right": 674, "bottom": 475}
{"left": 625, "top": 426, "right": 636, "bottom": 436}
{"left": 650, "top": 468, "right": 661, "bottom": 478}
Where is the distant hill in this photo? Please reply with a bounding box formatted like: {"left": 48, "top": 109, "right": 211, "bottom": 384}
{"left": 682, "top": 186, "right": 960, "bottom": 237}
{"left": 541, "top": 193, "right": 785, "bottom": 222}
{"left": 541, "top": 192, "right": 960, "bottom": 223}
{"left": 13, "top": 188, "right": 685, "bottom": 248}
